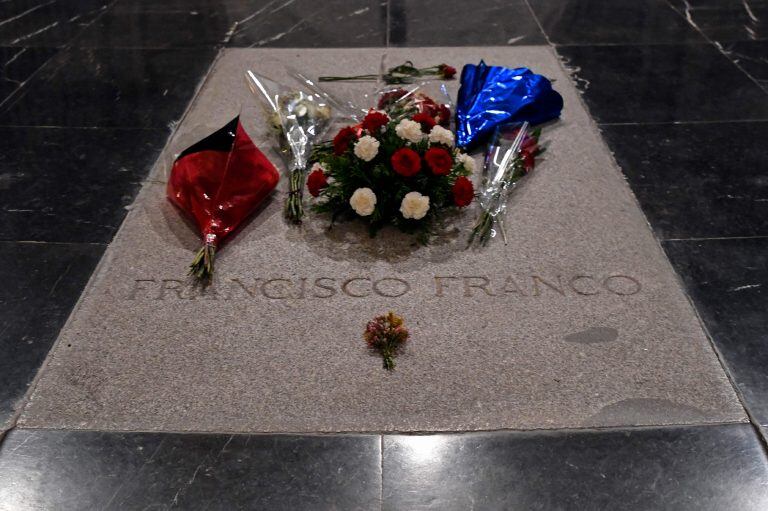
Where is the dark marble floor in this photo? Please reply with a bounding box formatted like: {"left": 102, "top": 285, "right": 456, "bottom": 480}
{"left": 0, "top": 0, "right": 767, "bottom": 508}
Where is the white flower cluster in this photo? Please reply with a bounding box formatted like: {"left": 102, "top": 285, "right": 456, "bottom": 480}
{"left": 399, "top": 191, "right": 430, "bottom": 220}
{"left": 349, "top": 188, "right": 377, "bottom": 216}
{"left": 456, "top": 152, "right": 476, "bottom": 173}
{"left": 354, "top": 135, "right": 380, "bottom": 162}
{"left": 349, "top": 188, "right": 432, "bottom": 220}
{"left": 428, "top": 125, "right": 454, "bottom": 147}
{"left": 395, "top": 119, "right": 424, "bottom": 144}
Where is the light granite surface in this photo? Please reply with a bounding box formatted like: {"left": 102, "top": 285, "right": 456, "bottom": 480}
{"left": 19, "top": 47, "right": 746, "bottom": 433}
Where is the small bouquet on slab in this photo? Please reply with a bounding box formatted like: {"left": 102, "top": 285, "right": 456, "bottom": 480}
{"left": 468, "top": 121, "right": 543, "bottom": 247}
{"left": 167, "top": 116, "right": 280, "bottom": 283}
{"left": 246, "top": 71, "right": 333, "bottom": 224}
{"left": 365, "top": 312, "right": 409, "bottom": 371}
{"left": 319, "top": 60, "right": 457, "bottom": 84}
{"left": 307, "top": 100, "right": 475, "bottom": 242}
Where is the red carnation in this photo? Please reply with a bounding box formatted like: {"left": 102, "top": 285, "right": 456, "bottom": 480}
{"left": 362, "top": 110, "right": 389, "bottom": 134}
{"left": 412, "top": 112, "right": 436, "bottom": 131}
{"left": 377, "top": 88, "right": 408, "bottom": 110}
{"left": 307, "top": 168, "right": 328, "bottom": 197}
{"left": 418, "top": 96, "right": 439, "bottom": 118}
{"left": 438, "top": 64, "right": 457, "bottom": 79}
{"left": 333, "top": 126, "right": 357, "bottom": 156}
{"left": 391, "top": 147, "right": 421, "bottom": 177}
{"left": 452, "top": 176, "right": 474, "bottom": 207}
{"left": 424, "top": 147, "right": 453, "bottom": 176}
{"left": 520, "top": 135, "right": 539, "bottom": 171}
{"left": 521, "top": 150, "right": 535, "bottom": 171}
{"left": 436, "top": 104, "right": 451, "bottom": 127}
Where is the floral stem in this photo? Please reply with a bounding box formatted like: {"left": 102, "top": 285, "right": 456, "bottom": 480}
{"left": 189, "top": 243, "right": 215, "bottom": 283}
{"left": 318, "top": 62, "right": 455, "bottom": 84}
{"left": 319, "top": 74, "right": 378, "bottom": 82}
{"left": 468, "top": 210, "right": 495, "bottom": 247}
{"left": 284, "top": 168, "right": 305, "bottom": 224}
{"left": 382, "top": 347, "right": 396, "bottom": 370}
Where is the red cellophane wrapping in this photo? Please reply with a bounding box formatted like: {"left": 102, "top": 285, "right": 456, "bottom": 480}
{"left": 167, "top": 116, "right": 279, "bottom": 281}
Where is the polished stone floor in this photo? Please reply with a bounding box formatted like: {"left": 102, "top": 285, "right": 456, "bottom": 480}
{"left": 1, "top": 0, "right": 767, "bottom": 509}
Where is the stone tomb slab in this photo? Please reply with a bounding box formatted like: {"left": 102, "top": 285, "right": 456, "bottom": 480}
{"left": 19, "top": 47, "right": 746, "bottom": 433}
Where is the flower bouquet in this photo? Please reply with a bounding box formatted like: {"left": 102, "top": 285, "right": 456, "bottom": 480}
{"left": 456, "top": 61, "right": 562, "bottom": 149}
{"left": 365, "top": 312, "right": 409, "bottom": 370}
{"left": 167, "top": 116, "right": 280, "bottom": 282}
{"left": 320, "top": 60, "right": 457, "bottom": 84}
{"left": 468, "top": 121, "right": 543, "bottom": 247}
{"left": 246, "top": 70, "right": 333, "bottom": 224}
{"left": 307, "top": 100, "right": 475, "bottom": 242}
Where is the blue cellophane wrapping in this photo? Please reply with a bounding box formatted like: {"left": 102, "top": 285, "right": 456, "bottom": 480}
{"left": 456, "top": 61, "right": 563, "bottom": 148}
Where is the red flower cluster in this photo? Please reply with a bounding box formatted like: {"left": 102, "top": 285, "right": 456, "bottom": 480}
{"left": 424, "top": 147, "right": 453, "bottom": 176}
{"left": 307, "top": 167, "right": 328, "bottom": 197}
{"left": 452, "top": 176, "right": 474, "bottom": 207}
{"left": 333, "top": 126, "right": 357, "bottom": 156}
{"left": 377, "top": 88, "right": 409, "bottom": 110}
{"left": 412, "top": 112, "right": 436, "bottom": 131}
{"left": 520, "top": 135, "right": 540, "bottom": 171}
{"left": 417, "top": 95, "right": 451, "bottom": 128}
{"left": 438, "top": 64, "right": 457, "bottom": 79}
{"left": 362, "top": 109, "right": 389, "bottom": 134}
{"left": 391, "top": 147, "right": 421, "bottom": 177}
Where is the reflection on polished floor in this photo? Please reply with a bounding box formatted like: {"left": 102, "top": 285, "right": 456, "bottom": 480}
{"left": 1, "top": 0, "right": 768, "bottom": 509}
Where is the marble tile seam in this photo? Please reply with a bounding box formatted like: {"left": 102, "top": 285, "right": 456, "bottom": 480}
{"left": 553, "top": 40, "right": 713, "bottom": 48}
{"left": 0, "top": 125, "right": 165, "bottom": 130}
{"left": 0, "top": 240, "right": 108, "bottom": 246}
{"left": 664, "top": 235, "right": 768, "bottom": 242}
{"left": 384, "top": 0, "right": 390, "bottom": 47}
{"left": 597, "top": 118, "right": 768, "bottom": 127}
{"left": 548, "top": 42, "right": 752, "bottom": 422}
{"left": 522, "top": 0, "right": 553, "bottom": 47}
{"left": 7, "top": 418, "right": 752, "bottom": 438}
{"left": 663, "top": 0, "right": 768, "bottom": 95}
{"left": 6, "top": 48, "right": 226, "bottom": 435}
{"left": 0, "top": 48, "right": 60, "bottom": 111}
{"left": 66, "top": 45, "right": 230, "bottom": 50}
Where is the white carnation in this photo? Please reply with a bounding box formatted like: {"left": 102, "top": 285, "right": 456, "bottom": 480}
{"left": 349, "top": 188, "right": 377, "bottom": 216}
{"left": 399, "top": 191, "right": 430, "bottom": 220}
{"left": 310, "top": 162, "right": 326, "bottom": 173}
{"left": 428, "top": 125, "right": 454, "bottom": 147}
{"left": 456, "top": 153, "right": 476, "bottom": 173}
{"left": 395, "top": 119, "right": 424, "bottom": 144}
{"left": 353, "top": 135, "right": 380, "bottom": 162}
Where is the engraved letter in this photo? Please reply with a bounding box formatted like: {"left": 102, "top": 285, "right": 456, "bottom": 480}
{"left": 313, "top": 278, "right": 337, "bottom": 298}
{"left": 261, "top": 278, "right": 292, "bottom": 299}
{"left": 502, "top": 276, "right": 527, "bottom": 296}
{"left": 434, "top": 276, "right": 458, "bottom": 297}
{"left": 227, "top": 278, "right": 258, "bottom": 299}
{"left": 373, "top": 278, "right": 410, "bottom": 298}
{"left": 603, "top": 275, "right": 642, "bottom": 296}
{"left": 569, "top": 275, "right": 600, "bottom": 296}
{"left": 532, "top": 275, "right": 565, "bottom": 296}
{"left": 295, "top": 277, "right": 307, "bottom": 299}
{"left": 127, "top": 279, "right": 156, "bottom": 300}
{"left": 159, "top": 279, "right": 186, "bottom": 300}
{"left": 463, "top": 276, "right": 495, "bottom": 297}
{"left": 342, "top": 277, "right": 371, "bottom": 298}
